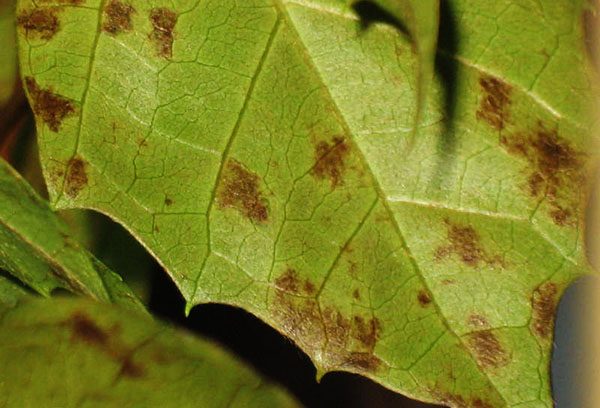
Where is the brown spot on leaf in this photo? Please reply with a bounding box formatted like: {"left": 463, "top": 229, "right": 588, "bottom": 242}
{"left": 66, "top": 312, "right": 145, "bottom": 379}
{"left": 164, "top": 197, "right": 173, "bottom": 206}
{"left": 312, "top": 137, "right": 350, "bottom": 188}
{"left": 24, "top": 76, "right": 75, "bottom": 132}
{"left": 217, "top": 159, "right": 268, "bottom": 222}
{"left": 71, "top": 312, "right": 109, "bottom": 345}
{"left": 417, "top": 290, "right": 432, "bottom": 306}
{"left": 476, "top": 75, "right": 512, "bottom": 130}
{"left": 271, "top": 289, "right": 386, "bottom": 374}
{"left": 17, "top": 7, "right": 61, "bottom": 40}
{"left": 149, "top": 8, "right": 177, "bottom": 58}
{"left": 472, "top": 399, "right": 495, "bottom": 408}
{"left": 500, "top": 125, "right": 586, "bottom": 227}
{"left": 468, "top": 330, "right": 509, "bottom": 369}
{"left": 352, "top": 316, "right": 381, "bottom": 349}
{"left": 435, "top": 219, "right": 503, "bottom": 268}
{"left": 340, "top": 352, "right": 383, "bottom": 372}
{"left": 103, "top": 0, "right": 136, "bottom": 35}
{"left": 65, "top": 157, "right": 88, "bottom": 198}
{"left": 531, "top": 282, "right": 558, "bottom": 339}
{"left": 274, "top": 269, "right": 315, "bottom": 296}
{"left": 352, "top": 288, "right": 361, "bottom": 300}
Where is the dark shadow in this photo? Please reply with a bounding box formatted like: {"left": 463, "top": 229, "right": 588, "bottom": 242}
{"left": 552, "top": 274, "right": 597, "bottom": 407}
{"left": 351, "top": 1, "right": 409, "bottom": 36}
{"left": 148, "top": 269, "right": 441, "bottom": 408}
{"left": 432, "top": 0, "right": 460, "bottom": 187}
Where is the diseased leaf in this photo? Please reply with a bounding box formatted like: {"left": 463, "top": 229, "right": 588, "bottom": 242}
{"left": 0, "top": 296, "right": 302, "bottom": 408}
{"left": 17, "top": 0, "right": 597, "bottom": 406}
{"left": 0, "top": 158, "right": 144, "bottom": 312}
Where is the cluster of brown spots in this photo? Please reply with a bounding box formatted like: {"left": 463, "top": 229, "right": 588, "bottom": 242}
{"left": 24, "top": 76, "right": 75, "bottom": 132}
{"left": 467, "top": 314, "right": 489, "bottom": 328}
{"left": 271, "top": 287, "right": 385, "bottom": 374}
{"left": 149, "top": 8, "right": 177, "bottom": 58}
{"left": 312, "top": 136, "right": 350, "bottom": 188}
{"left": 217, "top": 159, "right": 268, "bottom": 222}
{"left": 274, "top": 269, "right": 316, "bottom": 296}
{"left": 476, "top": 75, "right": 512, "bottom": 131}
{"left": 352, "top": 315, "right": 381, "bottom": 349}
{"left": 17, "top": 7, "right": 61, "bottom": 40}
{"left": 103, "top": 0, "right": 136, "bottom": 35}
{"left": 431, "top": 390, "right": 496, "bottom": 408}
{"left": 66, "top": 312, "right": 144, "bottom": 378}
{"left": 417, "top": 289, "right": 432, "bottom": 306}
{"left": 531, "top": 282, "right": 558, "bottom": 339}
{"left": 65, "top": 157, "right": 88, "bottom": 198}
{"left": 468, "top": 330, "right": 509, "bottom": 369}
{"left": 434, "top": 219, "right": 503, "bottom": 268}
{"left": 500, "top": 125, "right": 586, "bottom": 227}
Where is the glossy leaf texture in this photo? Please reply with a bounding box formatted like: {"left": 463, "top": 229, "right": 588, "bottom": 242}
{"left": 0, "top": 296, "right": 302, "bottom": 407}
{"left": 17, "top": 0, "right": 597, "bottom": 406}
{"left": 0, "top": 158, "right": 144, "bottom": 312}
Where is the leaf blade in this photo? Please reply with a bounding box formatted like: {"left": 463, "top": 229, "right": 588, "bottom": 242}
{"left": 17, "top": 0, "right": 596, "bottom": 405}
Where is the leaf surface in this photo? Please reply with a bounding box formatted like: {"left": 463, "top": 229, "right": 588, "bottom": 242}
{"left": 17, "top": 0, "right": 596, "bottom": 406}
{"left": 0, "top": 296, "right": 302, "bottom": 408}
{"left": 351, "top": 0, "right": 440, "bottom": 142}
{"left": 0, "top": 158, "right": 144, "bottom": 312}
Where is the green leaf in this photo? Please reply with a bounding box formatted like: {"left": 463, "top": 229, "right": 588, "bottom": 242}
{"left": 17, "top": 0, "right": 596, "bottom": 406}
{"left": 350, "top": 0, "right": 440, "bottom": 143}
{"left": 0, "top": 275, "right": 28, "bottom": 307}
{"left": 0, "top": 158, "right": 144, "bottom": 312}
{"left": 0, "top": 296, "right": 302, "bottom": 408}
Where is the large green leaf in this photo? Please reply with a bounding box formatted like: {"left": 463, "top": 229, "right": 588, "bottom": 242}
{"left": 17, "top": 0, "right": 596, "bottom": 406}
{"left": 0, "top": 296, "right": 301, "bottom": 407}
{"left": 0, "top": 158, "right": 144, "bottom": 312}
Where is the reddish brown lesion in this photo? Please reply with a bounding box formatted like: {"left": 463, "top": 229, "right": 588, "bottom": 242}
{"left": 476, "top": 75, "right": 512, "bottom": 131}
{"left": 467, "top": 330, "right": 510, "bottom": 369}
{"left": 17, "top": 7, "right": 62, "bottom": 40}
{"left": 531, "top": 281, "right": 558, "bottom": 339}
{"left": 103, "top": 0, "right": 136, "bottom": 35}
{"left": 434, "top": 219, "right": 504, "bottom": 268}
{"left": 500, "top": 124, "right": 587, "bottom": 227}
{"left": 312, "top": 136, "right": 351, "bottom": 188}
{"left": 65, "top": 312, "right": 145, "bottom": 378}
{"left": 24, "top": 76, "right": 75, "bottom": 132}
{"left": 148, "top": 8, "right": 178, "bottom": 58}
{"left": 217, "top": 159, "right": 268, "bottom": 223}
{"left": 65, "top": 157, "right": 88, "bottom": 198}
{"left": 271, "top": 284, "right": 386, "bottom": 374}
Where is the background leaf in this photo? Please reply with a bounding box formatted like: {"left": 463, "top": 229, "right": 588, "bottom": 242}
{"left": 0, "top": 296, "right": 302, "bottom": 408}
{"left": 17, "top": 0, "right": 596, "bottom": 406}
{"left": 0, "top": 158, "right": 144, "bottom": 312}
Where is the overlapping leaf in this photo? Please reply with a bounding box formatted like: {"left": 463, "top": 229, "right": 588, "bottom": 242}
{"left": 0, "top": 158, "right": 143, "bottom": 312}
{"left": 0, "top": 296, "right": 301, "bottom": 407}
{"left": 17, "top": 0, "right": 596, "bottom": 406}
